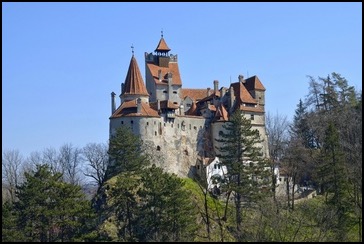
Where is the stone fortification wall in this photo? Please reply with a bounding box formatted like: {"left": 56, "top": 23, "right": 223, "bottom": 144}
{"left": 110, "top": 115, "right": 208, "bottom": 178}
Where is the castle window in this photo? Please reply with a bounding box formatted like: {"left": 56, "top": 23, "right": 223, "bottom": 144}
{"left": 189, "top": 124, "right": 191, "bottom": 130}
{"left": 121, "top": 121, "right": 124, "bottom": 125}
{"left": 147, "top": 122, "right": 149, "bottom": 126}
{"left": 164, "top": 123, "right": 166, "bottom": 127}
{"left": 197, "top": 165, "right": 200, "bottom": 170}
{"left": 173, "top": 102, "right": 178, "bottom": 104}
{"left": 155, "top": 131, "right": 157, "bottom": 136}
{"left": 250, "top": 114, "right": 254, "bottom": 120}
{"left": 156, "top": 146, "right": 161, "bottom": 151}
{"left": 154, "top": 121, "right": 156, "bottom": 125}
{"left": 177, "top": 123, "right": 179, "bottom": 128}
{"left": 163, "top": 90, "right": 167, "bottom": 93}
{"left": 173, "top": 91, "right": 177, "bottom": 94}
{"left": 194, "top": 126, "right": 197, "bottom": 130}
{"left": 171, "top": 123, "right": 173, "bottom": 128}
{"left": 131, "top": 120, "right": 133, "bottom": 124}
{"left": 181, "top": 121, "right": 186, "bottom": 131}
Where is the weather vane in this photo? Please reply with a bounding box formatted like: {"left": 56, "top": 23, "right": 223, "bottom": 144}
{"left": 131, "top": 44, "right": 134, "bottom": 55}
{"left": 161, "top": 29, "right": 163, "bottom": 38}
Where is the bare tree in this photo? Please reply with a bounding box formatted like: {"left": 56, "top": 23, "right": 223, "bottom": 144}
{"left": 266, "top": 111, "right": 290, "bottom": 162}
{"left": 58, "top": 143, "right": 83, "bottom": 185}
{"left": 82, "top": 142, "right": 109, "bottom": 188}
{"left": 42, "top": 147, "right": 60, "bottom": 174}
{"left": 2, "top": 149, "right": 23, "bottom": 202}
{"left": 266, "top": 111, "right": 290, "bottom": 210}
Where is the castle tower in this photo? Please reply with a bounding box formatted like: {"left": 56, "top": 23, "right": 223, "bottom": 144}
{"left": 145, "top": 33, "right": 182, "bottom": 105}
{"left": 120, "top": 54, "right": 150, "bottom": 104}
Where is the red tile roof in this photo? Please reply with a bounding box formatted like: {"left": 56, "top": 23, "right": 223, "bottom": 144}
{"left": 231, "top": 81, "right": 257, "bottom": 104}
{"left": 146, "top": 62, "right": 182, "bottom": 86}
{"left": 155, "top": 37, "right": 171, "bottom": 52}
{"left": 186, "top": 101, "right": 198, "bottom": 115}
{"left": 214, "top": 104, "right": 229, "bottom": 121}
{"left": 239, "top": 104, "right": 264, "bottom": 113}
{"left": 110, "top": 100, "right": 159, "bottom": 118}
{"left": 208, "top": 104, "right": 217, "bottom": 112}
{"left": 149, "top": 100, "right": 179, "bottom": 110}
{"left": 160, "top": 100, "right": 180, "bottom": 109}
{"left": 244, "top": 75, "right": 265, "bottom": 91}
{"left": 123, "top": 56, "right": 149, "bottom": 96}
{"left": 196, "top": 91, "right": 221, "bottom": 103}
{"left": 181, "top": 88, "right": 208, "bottom": 101}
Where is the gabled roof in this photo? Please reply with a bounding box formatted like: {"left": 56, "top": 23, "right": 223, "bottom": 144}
{"left": 239, "top": 104, "right": 264, "bottom": 113}
{"left": 149, "top": 100, "right": 180, "bottom": 110}
{"left": 155, "top": 37, "right": 171, "bottom": 52}
{"left": 244, "top": 75, "right": 265, "bottom": 91}
{"left": 231, "top": 81, "right": 257, "bottom": 104}
{"left": 123, "top": 55, "right": 149, "bottom": 96}
{"left": 214, "top": 104, "right": 229, "bottom": 121}
{"left": 181, "top": 88, "right": 207, "bottom": 101}
{"left": 196, "top": 91, "right": 221, "bottom": 104}
{"left": 110, "top": 100, "right": 159, "bottom": 118}
{"left": 146, "top": 62, "right": 182, "bottom": 86}
{"left": 186, "top": 101, "right": 198, "bottom": 115}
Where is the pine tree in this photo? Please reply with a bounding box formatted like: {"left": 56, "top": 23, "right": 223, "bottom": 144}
{"left": 137, "top": 165, "right": 197, "bottom": 241}
{"left": 14, "top": 164, "right": 96, "bottom": 242}
{"left": 215, "top": 110, "right": 271, "bottom": 240}
{"left": 106, "top": 126, "right": 150, "bottom": 179}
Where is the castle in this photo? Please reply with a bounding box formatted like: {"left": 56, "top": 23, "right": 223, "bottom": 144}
{"left": 109, "top": 35, "right": 269, "bottom": 178}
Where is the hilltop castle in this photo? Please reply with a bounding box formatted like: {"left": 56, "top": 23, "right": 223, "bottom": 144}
{"left": 109, "top": 35, "right": 269, "bottom": 178}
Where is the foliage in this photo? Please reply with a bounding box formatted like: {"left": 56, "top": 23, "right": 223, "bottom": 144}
{"left": 13, "top": 164, "right": 96, "bottom": 242}
{"left": 216, "top": 110, "right": 271, "bottom": 240}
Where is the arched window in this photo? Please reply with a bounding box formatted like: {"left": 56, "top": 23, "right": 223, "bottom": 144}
{"left": 157, "top": 146, "right": 161, "bottom": 151}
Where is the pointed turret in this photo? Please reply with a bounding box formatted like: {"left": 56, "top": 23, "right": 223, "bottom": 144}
{"left": 155, "top": 31, "right": 171, "bottom": 54}
{"left": 121, "top": 54, "right": 149, "bottom": 103}
{"left": 155, "top": 37, "right": 171, "bottom": 53}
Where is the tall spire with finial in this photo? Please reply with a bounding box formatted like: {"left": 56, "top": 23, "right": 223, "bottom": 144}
{"left": 155, "top": 30, "right": 170, "bottom": 53}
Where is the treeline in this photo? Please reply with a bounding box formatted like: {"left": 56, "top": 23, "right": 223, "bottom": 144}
{"left": 266, "top": 72, "right": 362, "bottom": 241}
{"left": 2, "top": 72, "right": 362, "bottom": 242}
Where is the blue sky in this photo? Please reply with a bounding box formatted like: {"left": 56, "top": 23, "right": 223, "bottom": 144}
{"left": 2, "top": 2, "right": 362, "bottom": 158}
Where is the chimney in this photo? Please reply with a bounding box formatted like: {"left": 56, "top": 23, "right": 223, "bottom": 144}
{"left": 111, "top": 92, "right": 116, "bottom": 115}
{"left": 229, "top": 86, "right": 235, "bottom": 112}
{"left": 207, "top": 87, "right": 211, "bottom": 96}
{"left": 213, "top": 80, "right": 219, "bottom": 94}
{"left": 168, "top": 72, "right": 173, "bottom": 84}
{"left": 221, "top": 87, "right": 226, "bottom": 97}
{"left": 168, "top": 72, "right": 173, "bottom": 100}
{"left": 238, "top": 75, "right": 245, "bottom": 84}
{"left": 158, "top": 70, "right": 162, "bottom": 81}
{"left": 137, "top": 98, "right": 142, "bottom": 114}
{"left": 180, "top": 104, "right": 185, "bottom": 116}
{"left": 121, "top": 83, "right": 125, "bottom": 94}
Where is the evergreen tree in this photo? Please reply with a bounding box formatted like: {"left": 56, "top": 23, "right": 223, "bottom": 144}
{"left": 137, "top": 165, "right": 197, "bottom": 241}
{"left": 106, "top": 126, "right": 150, "bottom": 179}
{"left": 14, "top": 164, "right": 96, "bottom": 242}
{"left": 318, "top": 122, "right": 351, "bottom": 241}
{"left": 2, "top": 201, "right": 24, "bottom": 242}
{"left": 216, "top": 110, "right": 271, "bottom": 240}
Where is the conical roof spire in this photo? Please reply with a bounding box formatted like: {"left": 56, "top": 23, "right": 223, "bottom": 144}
{"left": 123, "top": 55, "right": 149, "bottom": 96}
{"left": 155, "top": 32, "right": 171, "bottom": 52}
